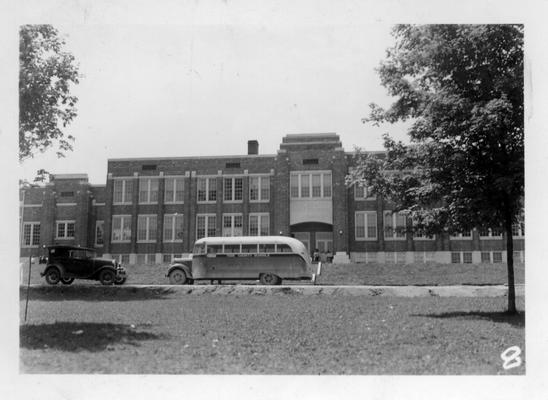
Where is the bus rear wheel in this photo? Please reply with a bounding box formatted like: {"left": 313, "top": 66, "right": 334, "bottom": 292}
{"left": 260, "top": 273, "right": 281, "bottom": 285}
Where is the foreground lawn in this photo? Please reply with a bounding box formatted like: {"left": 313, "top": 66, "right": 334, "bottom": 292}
{"left": 20, "top": 294, "right": 524, "bottom": 374}
{"left": 20, "top": 261, "right": 525, "bottom": 286}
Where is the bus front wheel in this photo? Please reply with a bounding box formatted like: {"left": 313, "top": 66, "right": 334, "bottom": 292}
{"left": 260, "top": 273, "right": 281, "bottom": 285}
{"left": 168, "top": 268, "right": 188, "bottom": 285}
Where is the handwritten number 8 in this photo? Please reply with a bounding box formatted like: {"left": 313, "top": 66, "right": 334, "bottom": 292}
{"left": 500, "top": 346, "right": 522, "bottom": 370}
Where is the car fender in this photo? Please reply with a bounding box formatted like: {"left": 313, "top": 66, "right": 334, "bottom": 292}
{"left": 93, "top": 265, "right": 117, "bottom": 279}
{"left": 167, "top": 263, "right": 192, "bottom": 278}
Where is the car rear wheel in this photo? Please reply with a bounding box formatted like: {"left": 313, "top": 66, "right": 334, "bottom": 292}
{"left": 45, "top": 268, "right": 61, "bottom": 285}
{"left": 168, "top": 268, "right": 187, "bottom": 285}
{"left": 60, "top": 277, "right": 75, "bottom": 285}
{"left": 99, "top": 269, "right": 115, "bottom": 285}
{"left": 259, "top": 273, "right": 281, "bottom": 285}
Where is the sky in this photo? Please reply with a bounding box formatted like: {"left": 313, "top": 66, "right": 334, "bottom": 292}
{"left": 18, "top": 22, "right": 410, "bottom": 184}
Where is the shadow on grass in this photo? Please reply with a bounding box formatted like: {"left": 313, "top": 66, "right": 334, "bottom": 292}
{"left": 20, "top": 322, "right": 166, "bottom": 352}
{"left": 20, "top": 286, "right": 177, "bottom": 302}
{"left": 411, "top": 311, "right": 525, "bottom": 328}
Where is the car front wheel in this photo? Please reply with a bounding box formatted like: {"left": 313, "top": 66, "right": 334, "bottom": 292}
{"left": 99, "top": 269, "right": 115, "bottom": 285}
{"left": 114, "top": 276, "right": 126, "bottom": 285}
{"left": 45, "top": 268, "right": 61, "bottom": 285}
{"left": 168, "top": 269, "right": 187, "bottom": 285}
{"left": 60, "top": 277, "right": 75, "bottom": 285}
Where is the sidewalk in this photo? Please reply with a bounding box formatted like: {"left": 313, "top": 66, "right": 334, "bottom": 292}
{"left": 21, "top": 284, "right": 525, "bottom": 298}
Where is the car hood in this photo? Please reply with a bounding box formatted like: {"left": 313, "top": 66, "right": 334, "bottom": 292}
{"left": 92, "top": 257, "right": 117, "bottom": 265}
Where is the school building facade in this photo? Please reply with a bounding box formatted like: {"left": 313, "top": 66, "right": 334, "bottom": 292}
{"left": 19, "top": 133, "right": 525, "bottom": 265}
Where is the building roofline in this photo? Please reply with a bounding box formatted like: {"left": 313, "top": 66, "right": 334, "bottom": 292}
{"left": 51, "top": 173, "right": 88, "bottom": 180}
{"left": 108, "top": 154, "right": 277, "bottom": 162}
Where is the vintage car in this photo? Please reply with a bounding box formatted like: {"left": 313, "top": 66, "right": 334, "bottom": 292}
{"left": 40, "top": 245, "right": 127, "bottom": 285}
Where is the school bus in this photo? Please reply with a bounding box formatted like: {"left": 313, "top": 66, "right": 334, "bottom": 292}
{"left": 166, "top": 236, "right": 320, "bottom": 285}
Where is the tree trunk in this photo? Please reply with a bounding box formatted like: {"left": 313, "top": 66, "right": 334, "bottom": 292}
{"left": 503, "top": 201, "right": 517, "bottom": 314}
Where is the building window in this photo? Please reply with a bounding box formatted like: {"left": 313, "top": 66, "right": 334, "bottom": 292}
{"left": 139, "top": 177, "right": 159, "bottom": 204}
{"left": 197, "top": 177, "right": 217, "bottom": 202}
{"left": 413, "top": 230, "right": 435, "bottom": 240}
{"left": 137, "top": 215, "right": 157, "bottom": 242}
{"left": 450, "top": 231, "right": 473, "bottom": 240}
{"left": 451, "top": 252, "right": 461, "bottom": 263}
{"left": 196, "top": 214, "right": 216, "bottom": 239}
{"left": 164, "top": 214, "right": 184, "bottom": 242}
{"left": 354, "top": 184, "right": 375, "bottom": 200}
{"left": 479, "top": 227, "right": 503, "bottom": 238}
{"left": 493, "top": 252, "right": 503, "bottom": 263}
{"left": 165, "top": 177, "right": 184, "bottom": 203}
{"left": 512, "top": 221, "right": 524, "bottom": 237}
{"left": 384, "top": 211, "right": 406, "bottom": 240}
{"left": 249, "top": 213, "right": 269, "bottom": 236}
{"left": 290, "top": 172, "right": 332, "bottom": 199}
{"left": 112, "top": 215, "right": 131, "bottom": 242}
{"left": 113, "top": 179, "right": 133, "bottom": 204}
{"left": 56, "top": 221, "right": 75, "bottom": 239}
{"left": 22, "top": 222, "right": 40, "bottom": 247}
{"left": 463, "top": 252, "right": 473, "bottom": 264}
{"left": 249, "top": 176, "right": 270, "bottom": 202}
{"left": 137, "top": 254, "right": 156, "bottom": 264}
{"left": 222, "top": 214, "right": 243, "bottom": 236}
{"left": 355, "top": 211, "right": 377, "bottom": 240}
{"left": 95, "top": 221, "right": 104, "bottom": 246}
{"left": 481, "top": 252, "right": 491, "bottom": 263}
{"left": 224, "top": 177, "right": 243, "bottom": 202}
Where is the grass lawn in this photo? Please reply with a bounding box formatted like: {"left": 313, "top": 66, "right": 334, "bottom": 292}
{"left": 20, "top": 260, "right": 525, "bottom": 286}
{"left": 20, "top": 293, "right": 525, "bottom": 374}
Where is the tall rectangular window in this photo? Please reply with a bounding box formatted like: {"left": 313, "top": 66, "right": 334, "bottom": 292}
{"left": 95, "top": 221, "right": 104, "bottom": 246}
{"left": 164, "top": 214, "right": 184, "bottom": 242}
{"left": 112, "top": 215, "right": 131, "bottom": 242}
{"left": 196, "top": 214, "right": 216, "bottom": 239}
{"left": 322, "top": 173, "right": 332, "bottom": 197}
{"left": 300, "top": 174, "right": 310, "bottom": 197}
{"left": 355, "top": 211, "right": 377, "bottom": 240}
{"left": 165, "top": 177, "right": 184, "bottom": 203}
{"left": 56, "top": 220, "right": 75, "bottom": 239}
{"left": 222, "top": 214, "right": 243, "bottom": 236}
{"left": 113, "top": 179, "right": 133, "bottom": 204}
{"left": 311, "top": 174, "right": 322, "bottom": 197}
{"left": 384, "top": 211, "right": 406, "bottom": 239}
{"left": 250, "top": 176, "right": 270, "bottom": 202}
{"left": 139, "top": 178, "right": 159, "bottom": 204}
{"left": 22, "top": 222, "right": 40, "bottom": 246}
{"left": 354, "top": 184, "right": 374, "bottom": 200}
{"left": 290, "top": 174, "right": 299, "bottom": 198}
{"left": 137, "top": 215, "right": 157, "bottom": 242}
{"left": 249, "top": 213, "right": 269, "bottom": 236}
{"left": 224, "top": 177, "right": 243, "bottom": 202}
{"left": 197, "top": 178, "right": 217, "bottom": 202}
{"left": 290, "top": 172, "right": 332, "bottom": 199}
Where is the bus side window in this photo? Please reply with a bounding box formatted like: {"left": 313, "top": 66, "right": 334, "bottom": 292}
{"left": 207, "top": 244, "right": 222, "bottom": 254}
{"left": 242, "top": 244, "right": 258, "bottom": 253}
{"left": 224, "top": 244, "right": 240, "bottom": 253}
{"left": 277, "top": 244, "right": 292, "bottom": 253}
{"left": 259, "top": 243, "right": 276, "bottom": 253}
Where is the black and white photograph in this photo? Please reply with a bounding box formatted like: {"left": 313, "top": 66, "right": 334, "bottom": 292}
{"left": 2, "top": 0, "right": 548, "bottom": 399}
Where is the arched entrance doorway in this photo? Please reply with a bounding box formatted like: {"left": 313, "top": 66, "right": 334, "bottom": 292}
{"left": 290, "top": 222, "right": 333, "bottom": 259}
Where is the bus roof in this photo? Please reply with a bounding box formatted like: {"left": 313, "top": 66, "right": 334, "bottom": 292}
{"left": 194, "top": 236, "right": 307, "bottom": 250}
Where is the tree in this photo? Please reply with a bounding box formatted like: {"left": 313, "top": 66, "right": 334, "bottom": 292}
{"left": 348, "top": 25, "right": 523, "bottom": 313}
{"left": 19, "top": 25, "right": 80, "bottom": 161}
